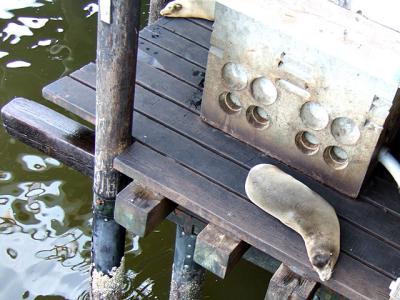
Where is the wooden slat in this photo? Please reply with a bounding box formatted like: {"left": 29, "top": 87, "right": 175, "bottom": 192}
{"left": 42, "top": 70, "right": 400, "bottom": 278}
{"left": 58, "top": 63, "right": 400, "bottom": 253}
{"left": 193, "top": 223, "right": 249, "bottom": 278}
{"left": 140, "top": 26, "right": 208, "bottom": 67}
{"left": 1, "top": 98, "right": 94, "bottom": 177}
{"left": 157, "top": 18, "right": 211, "bottom": 49}
{"left": 115, "top": 181, "right": 176, "bottom": 237}
{"left": 186, "top": 18, "right": 213, "bottom": 31}
{"left": 266, "top": 264, "right": 318, "bottom": 300}
{"left": 114, "top": 142, "right": 391, "bottom": 300}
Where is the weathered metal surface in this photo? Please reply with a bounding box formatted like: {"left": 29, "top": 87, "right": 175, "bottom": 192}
{"left": 201, "top": 0, "right": 400, "bottom": 197}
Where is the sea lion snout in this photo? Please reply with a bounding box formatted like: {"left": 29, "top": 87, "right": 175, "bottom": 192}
{"left": 311, "top": 253, "right": 330, "bottom": 269}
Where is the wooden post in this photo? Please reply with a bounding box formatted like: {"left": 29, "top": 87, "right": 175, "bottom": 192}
{"left": 91, "top": 0, "right": 140, "bottom": 299}
{"left": 170, "top": 225, "right": 205, "bottom": 300}
{"left": 148, "top": 0, "right": 168, "bottom": 25}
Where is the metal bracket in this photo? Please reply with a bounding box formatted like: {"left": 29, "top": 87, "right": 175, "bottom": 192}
{"left": 99, "top": 0, "right": 111, "bottom": 24}
{"left": 390, "top": 278, "right": 400, "bottom": 300}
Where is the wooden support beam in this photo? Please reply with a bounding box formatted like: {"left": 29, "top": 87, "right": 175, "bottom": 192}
{"left": 266, "top": 264, "right": 318, "bottom": 300}
{"left": 1, "top": 98, "right": 95, "bottom": 177}
{"left": 115, "top": 181, "right": 176, "bottom": 237}
{"left": 148, "top": 0, "right": 168, "bottom": 25}
{"left": 91, "top": 0, "right": 141, "bottom": 298}
{"left": 193, "top": 223, "right": 249, "bottom": 278}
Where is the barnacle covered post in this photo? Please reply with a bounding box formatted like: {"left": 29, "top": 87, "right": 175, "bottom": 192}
{"left": 91, "top": 0, "right": 140, "bottom": 298}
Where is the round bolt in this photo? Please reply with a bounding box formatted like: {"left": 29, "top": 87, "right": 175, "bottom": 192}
{"left": 221, "top": 62, "right": 248, "bottom": 90}
{"left": 251, "top": 77, "right": 277, "bottom": 105}
{"left": 331, "top": 117, "right": 360, "bottom": 145}
{"left": 300, "top": 102, "right": 329, "bottom": 130}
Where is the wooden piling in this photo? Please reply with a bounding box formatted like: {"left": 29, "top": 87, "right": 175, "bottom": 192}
{"left": 91, "top": 0, "right": 140, "bottom": 298}
{"left": 148, "top": 0, "right": 168, "bottom": 25}
{"left": 170, "top": 225, "right": 205, "bottom": 300}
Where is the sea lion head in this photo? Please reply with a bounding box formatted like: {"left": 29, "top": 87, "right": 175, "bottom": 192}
{"left": 309, "top": 244, "right": 338, "bottom": 281}
{"left": 160, "top": 1, "right": 185, "bottom": 17}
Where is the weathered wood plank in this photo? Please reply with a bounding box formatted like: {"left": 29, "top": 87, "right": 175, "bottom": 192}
{"left": 140, "top": 26, "right": 208, "bottom": 67}
{"left": 0, "top": 98, "right": 289, "bottom": 279}
{"left": 114, "top": 142, "right": 391, "bottom": 300}
{"left": 193, "top": 223, "right": 249, "bottom": 278}
{"left": 1, "top": 98, "right": 94, "bottom": 177}
{"left": 266, "top": 264, "right": 318, "bottom": 300}
{"left": 157, "top": 18, "right": 211, "bottom": 49}
{"left": 42, "top": 74, "right": 400, "bottom": 256}
{"left": 186, "top": 18, "right": 213, "bottom": 31}
{"left": 115, "top": 181, "right": 176, "bottom": 237}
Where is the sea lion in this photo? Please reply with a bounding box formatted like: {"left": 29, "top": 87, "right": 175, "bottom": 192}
{"left": 160, "top": 0, "right": 215, "bottom": 21}
{"left": 245, "top": 164, "right": 340, "bottom": 281}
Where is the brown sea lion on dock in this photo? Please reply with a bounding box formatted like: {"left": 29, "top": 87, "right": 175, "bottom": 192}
{"left": 245, "top": 164, "right": 340, "bottom": 281}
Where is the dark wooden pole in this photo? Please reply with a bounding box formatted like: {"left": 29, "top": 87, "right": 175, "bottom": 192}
{"left": 91, "top": 0, "right": 140, "bottom": 298}
{"left": 148, "top": 0, "right": 168, "bottom": 25}
{"left": 169, "top": 225, "right": 205, "bottom": 300}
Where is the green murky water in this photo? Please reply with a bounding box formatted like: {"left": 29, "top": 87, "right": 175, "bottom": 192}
{"left": 0, "top": 1, "right": 271, "bottom": 299}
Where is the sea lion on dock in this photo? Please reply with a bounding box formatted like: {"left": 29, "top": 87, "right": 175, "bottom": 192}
{"left": 245, "top": 164, "right": 340, "bottom": 281}
{"left": 160, "top": 0, "right": 215, "bottom": 21}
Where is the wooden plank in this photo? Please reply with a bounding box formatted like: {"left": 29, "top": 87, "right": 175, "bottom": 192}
{"left": 114, "top": 142, "right": 391, "bottom": 300}
{"left": 193, "top": 223, "right": 249, "bottom": 278}
{"left": 157, "top": 18, "right": 211, "bottom": 49}
{"left": 362, "top": 176, "right": 400, "bottom": 217}
{"left": 266, "top": 264, "right": 318, "bottom": 300}
{"left": 1, "top": 98, "right": 94, "bottom": 177}
{"left": 42, "top": 74, "right": 400, "bottom": 277}
{"left": 114, "top": 181, "right": 176, "bottom": 237}
{"left": 186, "top": 18, "right": 213, "bottom": 31}
{"left": 138, "top": 39, "right": 206, "bottom": 88}
{"left": 0, "top": 98, "right": 292, "bottom": 279}
{"left": 140, "top": 26, "right": 208, "bottom": 67}
{"left": 46, "top": 72, "right": 400, "bottom": 254}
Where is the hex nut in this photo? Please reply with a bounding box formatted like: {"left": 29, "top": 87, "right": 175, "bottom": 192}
{"left": 331, "top": 117, "right": 360, "bottom": 145}
{"left": 251, "top": 77, "right": 277, "bottom": 105}
{"left": 300, "top": 102, "right": 329, "bottom": 130}
{"left": 221, "top": 62, "right": 248, "bottom": 90}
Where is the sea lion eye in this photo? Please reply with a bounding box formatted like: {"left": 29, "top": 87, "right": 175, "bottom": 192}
{"left": 173, "top": 3, "right": 183, "bottom": 11}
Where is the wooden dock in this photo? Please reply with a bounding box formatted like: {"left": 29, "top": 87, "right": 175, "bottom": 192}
{"left": 2, "top": 17, "right": 400, "bottom": 299}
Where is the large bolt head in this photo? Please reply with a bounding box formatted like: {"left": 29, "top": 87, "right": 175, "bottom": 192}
{"left": 331, "top": 117, "right": 360, "bottom": 145}
{"left": 221, "top": 62, "right": 248, "bottom": 90}
{"left": 251, "top": 77, "right": 277, "bottom": 105}
{"left": 300, "top": 102, "right": 329, "bottom": 130}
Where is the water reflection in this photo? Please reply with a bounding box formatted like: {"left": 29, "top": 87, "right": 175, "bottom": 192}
{"left": 0, "top": 0, "right": 45, "bottom": 19}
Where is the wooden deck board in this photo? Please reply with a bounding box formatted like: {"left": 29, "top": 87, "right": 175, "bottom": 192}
{"left": 38, "top": 18, "right": 400, "bottom": 299}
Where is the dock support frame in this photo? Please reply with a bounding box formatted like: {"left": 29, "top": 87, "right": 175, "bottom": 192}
{"left": 91, "top": 0, "right": 141, "bottom": 298}
{"left": 169, "top": 224, "right": 205, "bottom": 300}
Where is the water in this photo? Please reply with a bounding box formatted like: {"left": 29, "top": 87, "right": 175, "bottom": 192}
{"left": 0, "top": 1, "right": 271, "bottom": 299}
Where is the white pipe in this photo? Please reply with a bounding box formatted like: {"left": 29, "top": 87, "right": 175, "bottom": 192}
{"left": 378, "top": 147, "right": 400, "bottom": 189}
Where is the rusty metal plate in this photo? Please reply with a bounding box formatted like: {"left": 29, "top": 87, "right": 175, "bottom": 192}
{"left": 201, "top": 0, "right": 400, "bottom": 197}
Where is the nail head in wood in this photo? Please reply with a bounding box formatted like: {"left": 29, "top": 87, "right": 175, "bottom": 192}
{"left": 266, "top": 264, "right": 318, "bottom": 300}
{"left": 193, "top": 223, "right": 249, "bottom": 279}
{"left": 115, "top": 181, "right": 176, "bottom": 237}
